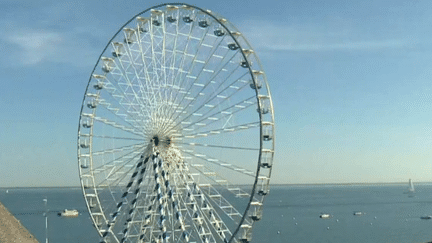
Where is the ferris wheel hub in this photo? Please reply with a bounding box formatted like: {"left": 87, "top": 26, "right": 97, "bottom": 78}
{"left": 152, "top": 135, "right": 160, "bottom": 146}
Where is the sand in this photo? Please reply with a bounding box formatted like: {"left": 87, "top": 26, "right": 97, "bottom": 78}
{"left": 0, "top": 201, "right": 39, "bottom": 243}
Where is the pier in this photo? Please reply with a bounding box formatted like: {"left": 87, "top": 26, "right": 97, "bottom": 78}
{"left": 0, "top": 201, "right": 38, "bottom": 243}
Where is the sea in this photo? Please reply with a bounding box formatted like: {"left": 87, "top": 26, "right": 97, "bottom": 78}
{"left": 1, "top": 184, "right": 432, "bottom": 243}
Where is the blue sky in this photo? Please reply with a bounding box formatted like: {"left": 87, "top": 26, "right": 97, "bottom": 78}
{"left": 1, "top": 0, "right": 432, "bottom": 187}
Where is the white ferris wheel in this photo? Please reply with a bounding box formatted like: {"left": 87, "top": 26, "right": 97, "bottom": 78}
{"left": 77, "top": 3, "right": 275, "bottom": 243}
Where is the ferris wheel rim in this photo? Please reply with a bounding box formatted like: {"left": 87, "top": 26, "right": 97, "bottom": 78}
{"left": 77, "top": 3, "right": 275, "bottom": 242}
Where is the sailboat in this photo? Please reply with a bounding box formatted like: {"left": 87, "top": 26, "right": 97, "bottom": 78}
{"left": 407, "top": 179, "right": 415, "bottom": 197}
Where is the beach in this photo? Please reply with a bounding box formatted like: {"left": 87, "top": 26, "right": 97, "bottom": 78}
{"left": 0, "top": 201, "right": 38, "bottom": 243}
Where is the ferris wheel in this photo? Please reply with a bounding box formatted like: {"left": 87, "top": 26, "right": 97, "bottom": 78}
{"left": 77, "top": 3, "right": 275, "bottom": 243}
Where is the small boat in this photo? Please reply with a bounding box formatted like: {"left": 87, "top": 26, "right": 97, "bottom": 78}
{"left": 320, "top": 213, "right": 332, "bottom": 219}
{"left": 353, "top": 211, "right": 364, "bottom": 216}
{"left": 5, "top": 190, "right": 8, "bottom": 194}
{"left": 405, "top": 179, "right": 415, "bottom": 197}
{"left": 421, "top": 215, "right": 432, "bottom": 220}
{"left": 58, "top": 209, "right": 79, "bottom": 217}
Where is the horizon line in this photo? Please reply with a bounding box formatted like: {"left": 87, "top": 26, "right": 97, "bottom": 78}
{"left": 1, "top": 181, "right": 430, "bottom": 189}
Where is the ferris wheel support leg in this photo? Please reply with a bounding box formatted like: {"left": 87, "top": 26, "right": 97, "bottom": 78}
{"left": 100, "top": 149, "right": 151, "bottom": 242}
{"left": 156, "top": 153, "right": 190, "bottom": 242}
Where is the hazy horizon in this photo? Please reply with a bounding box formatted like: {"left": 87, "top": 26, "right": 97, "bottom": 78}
{"left": 1, "top": 180, "right": 430, "bottom": 189}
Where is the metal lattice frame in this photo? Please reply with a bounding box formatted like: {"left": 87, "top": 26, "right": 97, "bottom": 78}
{"left": 77, "top": 3, "right": 275, "bottom": 243}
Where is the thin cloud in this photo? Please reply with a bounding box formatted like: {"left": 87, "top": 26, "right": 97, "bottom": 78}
{"left": 0, "top": 26, "right": 100, "bottom": 67}
{"left": 266, "top": 40, "right": 407, "bottom": 52}
{"left": 0, "top": 1, "right": 103, "bottom": 67}
{"left": 6, "top": 30, "right": 63, "bottom": 65}
{"left": 238, "top": 20, "right": 409, "bottom": 52}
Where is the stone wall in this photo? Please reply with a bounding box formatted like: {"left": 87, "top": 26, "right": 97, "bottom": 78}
{"left": 0, "top": 201, "right": 39, "bottom": 243}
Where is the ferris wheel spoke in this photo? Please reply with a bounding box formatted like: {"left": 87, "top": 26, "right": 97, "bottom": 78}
{"left": 90, "top": 135, "right": 144, "bottom": 141}
{"left": 91, "top": 143, "right": 144, "bottom": 156}
{"left": 169, "top": 52, "right": 243, "bottom": 128}
{"left": 91, "top": 114, "right": 145, "bottom": 138}
{"left": 188, "top": 160, "right": 253, "bottom": 200}
{"left": 164, "top": 9, "right": 185, "bottom": 112}
{"left": 159, "top": 25, "right": 194, "bottom": 110}
{"left": 82, "top": 155, "right": 141, "bottom": 189}
{"left": 89, "top": 148, "right": 150, "bottom": 194}
{"left": 164, "top": 34, "right": 232, "bottom": 131}
{"left": 175, "top": 179, "right": 217, "bottom": 242}
{"left": 93, "top": 156, "right": 141, "bottom": 190}
{"left": 110, "top": 41, "right": 152, "bottom": 120}
{"left": 163, "top": 149, "right": 197, "bottom": 241}
{"left": 180, "top": 96, "right": 257, "bottom": 132}
{"left": 168, "top": 47, "right": 245, "bottom": 124}
{"left": 192, "top": 184, "right": 263, "bottom": 243}
{"left": 176, "top": 121, "right": 260, "bottom": 139}
{"left": 149, "top": 12, "right": 164, "bottom": 113}
{"left": 162, "top": 17, "right": 219, "bottom": 132}
{"left": 199, "top": 94, "right": 256, "bottom": 125}
{"left": 116, "top": 52, "right": 149, "bottom": 120}
{"left": 193, "top": 73, "right": 250, "bottom": 118}
{"left": 187, "top": 164, "right": 258, "bottom": 223}
{"left": 187, "top": 165, "right": 246, "bottom": 218}
{"left": 173, "top": 164, "right": 234, "bottom": 243}
{"left": 122, "top": 28, "right": 156, "bottom": 116}
{"left": 147, "top": 151, "right": 213, "bottom": 242}
{"left": 160, "top": 13, "right": 169, "bottom": 95}
{"left": 168, "top": 19, "right": 199, "bottom": 98}
{"left": 177, "top": 142, "right": 258, "bottom": 151}
{"left": 90, "top": 89, "right": 148, "bottom": 136}
{"left": 193, "top": 188, "right": 236, "bottom": 242}
{"left": 172, "top": 71, "right": 249, "bottom": 128}
{"left": 134, "top": 17, "right": 162, "bottom": 117}
{"left": 181, "top": 149, "right": 255, "bottom": 178}
{"left": 97, "top": 74, "right": 150, "bottom": 133}
{"left": 84, "top": 144, "right": 144, "bottom": 175}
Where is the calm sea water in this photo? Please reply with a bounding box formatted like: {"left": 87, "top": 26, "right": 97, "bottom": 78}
{"left": 1, "top": 184, "right": 432, "bottom": 243}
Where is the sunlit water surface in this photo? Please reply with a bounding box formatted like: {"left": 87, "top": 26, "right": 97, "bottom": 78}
{"left": 1, "top": 184, "right": 432, "bottom": 243}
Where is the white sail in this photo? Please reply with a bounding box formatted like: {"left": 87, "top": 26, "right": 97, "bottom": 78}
{"left": 408, "top": 179, "right": 415, "bottom": 193}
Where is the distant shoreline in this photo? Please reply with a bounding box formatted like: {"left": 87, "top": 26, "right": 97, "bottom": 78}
{"left": 2, "top": 181, "right": 432, "bottom": 189}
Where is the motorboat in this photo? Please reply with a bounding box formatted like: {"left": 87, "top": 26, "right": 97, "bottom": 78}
{"left": 319, "top": 213, "right": 332, "bottom": 219}
{"left": 58, "top": 209, "right": 79, "bottom": 217}
{"left": 421, "top": 215, "right": 432, "bottom": 220}
{"left": 353, "top": 211, "right": 364, "bottom": 216}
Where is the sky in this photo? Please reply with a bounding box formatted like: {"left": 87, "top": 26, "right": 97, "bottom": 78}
{"left": 1, "top": 0, "right": 432, "bottom": 187}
